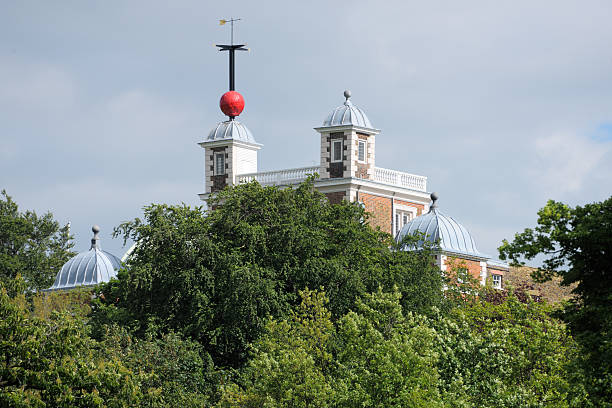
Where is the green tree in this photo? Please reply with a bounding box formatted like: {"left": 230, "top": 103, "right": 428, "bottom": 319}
{"left": 0, "top": 277, "right": 147, "bottom": 407}
{"left": 94, "top": 179, "right": 445, "bottom": 368}
{"left": 432, "top": 295, "right": 585, "bottom": 407}
{"left": 0, "top": 190, "right": 74, "bottom": 290}
{"left": 499, "top": 197, "right": 612, "bottom": 405}
{"left": 218, "top": 288, "right": 443, "bottom": 407}
{"left": 99, "top": 327, "right": 216, "bottom": 407}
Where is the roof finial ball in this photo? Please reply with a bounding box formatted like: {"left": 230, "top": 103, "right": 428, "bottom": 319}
{"left": 219, "top": 91, "right": 245, "bottom": 120}
{"left": 344, "top": 89, "right": 352, "bottom": 100}
{"left": 91, "top": 225, "right": 101, "bottom": 249}
{"left": 430, "top": 192, "right": 438, "bottom": 209}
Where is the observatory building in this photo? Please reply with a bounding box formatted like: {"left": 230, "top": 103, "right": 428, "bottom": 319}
{"left": 198, "top": 84, "right": 508, "bottom": 288}
{"left": 195, "top": 25, "right": 509, "bottom": 288}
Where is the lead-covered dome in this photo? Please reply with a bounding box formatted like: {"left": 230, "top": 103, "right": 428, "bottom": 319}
{"left": 48, "top": 225, "right": 121, "bottom": 291}
{"left": 396, "top": 193, "right": 487, "bottom": 259}
{"left": 206, "top": 120, "right": 257, "bottom": 144}
{"left": 322, "top": 90, "right": 374, "bottom": 129}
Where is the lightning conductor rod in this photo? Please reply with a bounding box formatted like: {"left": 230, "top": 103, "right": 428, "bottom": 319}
{"left": 216, "top": 18, "right": 248, "bottom": 91}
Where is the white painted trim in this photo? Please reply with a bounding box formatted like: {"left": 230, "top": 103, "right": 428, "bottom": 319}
{"left": 480, "top": 261, "right": 488, "bottom": 285}
{"left": 314, "top": 124, "right": 380, "bottom": 135}
{"left": 439, "top": 250, "right": 490, "bottom": 263}
{"left": 198, "top": 139, "right": 262, "bottom": 150}
{"left": 314, "top": 177, "right": 431, "bottom": 199}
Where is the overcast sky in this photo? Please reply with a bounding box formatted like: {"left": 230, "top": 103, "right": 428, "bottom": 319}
{"left": 1, "top": 1, "right": 611, "bottom": 260}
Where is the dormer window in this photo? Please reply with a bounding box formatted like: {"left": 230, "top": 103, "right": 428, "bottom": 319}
{"left": 214, "top": 152, "right": 225, "bottom": 175}
{"left": 358, "top": 140, "right": 367, "bottom": 163}
{"left": 492, "top": 274, "right": 502, "bottom": 289}
{"left": 331, "top": 140, "right": 343, "bottom": 163}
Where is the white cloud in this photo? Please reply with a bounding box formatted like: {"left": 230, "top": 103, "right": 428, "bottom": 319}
{"left": 532, "top": 132, "right": 610, "bottom": 194}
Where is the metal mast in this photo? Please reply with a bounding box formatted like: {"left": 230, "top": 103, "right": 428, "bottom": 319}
{"left": 217, "top": 18, "right": 248, "bottom": 91}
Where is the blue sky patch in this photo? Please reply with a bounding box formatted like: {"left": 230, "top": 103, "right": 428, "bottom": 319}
{"left": 592, "top": 123, "right": 612, "bottom": 142}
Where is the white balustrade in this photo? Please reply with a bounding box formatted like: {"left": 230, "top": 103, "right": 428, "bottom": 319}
{"left": 237, "top": 166, "right": 321, "bottom": 186}
{"left": 373, "top": 167, "right": 427, "bottom": 191}
{"left": 237, "top": 165, "right": 427, "bottom": 192}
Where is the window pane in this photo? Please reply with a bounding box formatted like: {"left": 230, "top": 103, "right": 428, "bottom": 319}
{"left": 333, "top": 141, "right": 342, "bottom": 162}
{"left": 215, "top": 153, "right": 225, "bottom": 175}
{"left": 358, "top": 141, "right": 365, "bottom": 162}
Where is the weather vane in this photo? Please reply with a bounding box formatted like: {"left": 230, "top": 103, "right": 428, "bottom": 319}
{"left": 217, "top": 18, "right": 248, "bottom": 92}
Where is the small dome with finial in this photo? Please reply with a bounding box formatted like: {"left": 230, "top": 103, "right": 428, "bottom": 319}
{"left": 321, "top": 90, "right": 374, "bottom": 129}
{"left": 206, "top": 120, "right": 258, "bottom": 144}
{"left": 396, "top": 193, "right": 488, "bottom": 259}
{"left": 47, "top": 225, "right": 122, "bottom": 291}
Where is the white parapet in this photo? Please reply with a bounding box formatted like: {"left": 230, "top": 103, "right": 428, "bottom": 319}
{"left": 237, "top": 165, "right": 427, "bottom": 192}
{"left": 373, "top": 167, "right": 427, "bottom": 191}
{"left": 237, "top": 166, "right": 321, "bottom": 186}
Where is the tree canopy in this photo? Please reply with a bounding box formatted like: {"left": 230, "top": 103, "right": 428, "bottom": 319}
{"left": 2, "top": 184, "right": 605, "bottom": 406}
{"left": 93, "top": 179, "right": 445, "bottom": 368}
{"left": 499, "top": 196, "right": 612, "bottom": 405}
{"left": 0, "top": 190, "right": 74, "bottom": 290}
{"left": 219, "top": 288, "right": 585, "bottom": 407}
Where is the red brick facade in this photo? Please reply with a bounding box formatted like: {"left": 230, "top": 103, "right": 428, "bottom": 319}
{"left": 445, "top": 256, "right": 482, "bottom": 281}
{"left": 360, "top": 192, "right": 392, "bottom": 233}
{"left": 488, "top": 266, "right": 506, "bottom": 276}
{"left": 395, "top": 199, "right": 425, "bottom": 216}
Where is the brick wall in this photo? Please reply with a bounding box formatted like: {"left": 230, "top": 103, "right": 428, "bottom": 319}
{"left": 360, "top": 192, "right": 392, "bottom": 233}
{"left": 325, "top": 191, "right": 346, "bottom": 205}
{"left": 395, "top": 199, "right": 425, "bottom": 216}
{"left": 445, "top": 256, "right": 483, "bottom": 280}
{"left": 354, "top": 133, "right": 372, "bottom": 180}
{"left": 488, "top": 266, "right": 506, "bottom": 276}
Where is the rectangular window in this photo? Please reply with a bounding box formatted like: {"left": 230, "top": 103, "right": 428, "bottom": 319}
{"left": 214, "top": 152, "right": 225, "bottom": 175}
{"left": 492, "top": 274, "right": 502, "bottom": 289}
{"left": 395, "top": 210, "right": 414, "bottom": 235}
{"left": 332, "top": 140, "right": 343, "bottom": 162}
{"left": 358, "top": 140, "right": 366, "bottom": 162}
{"left": 395, "top": 213, "right": 400, "bottom": 234}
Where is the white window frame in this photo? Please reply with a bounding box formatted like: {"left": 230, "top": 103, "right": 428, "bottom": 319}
{"left": 394, "top": 205, "right": 418, "bottom": 235}
{"left": 214, "top": 152, "right": 225, "bottom": 176}
{"left": 331, "top": 140, "right": 343, "bottom": 163}
{"left": 492, "top": 274, "right": 502, "bottom": 289}
{"left": 358, "top": 140, "right": 367, "bottom": 163}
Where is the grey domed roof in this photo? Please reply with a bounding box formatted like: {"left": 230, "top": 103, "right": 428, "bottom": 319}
{"left": 206, "top": 120, "right": 257, "bottom": 144}
{"left": 396, "top": 193, "right": 488, "bottom": 259}
{"left": 48, "top": 226, "right": 121, "bottom": 291}
{"left": 322, "top": 90, "right": 374, "bottom": 129}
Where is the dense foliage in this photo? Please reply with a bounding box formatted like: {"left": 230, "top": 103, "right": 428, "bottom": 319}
{"left": 93, "top": 180, "right": 444, "bottom": 368}
{"left": 0, "top": 277, "right": 215, "bottom": 407}
{"left": 0, "top": 190, "right": 74, "bottom": 290}
{"left": 1, "top": 185, "right": 608, "bottom": 406}
{"left": 220, "top": 288, "right": 585, "bottom": 407}
{"left": 499, "top": 196, "right": 612, "bottom": 405}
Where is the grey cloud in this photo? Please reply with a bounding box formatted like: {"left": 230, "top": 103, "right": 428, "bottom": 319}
{"left": 1, "top": 0, "right": 611, "bottom": 259}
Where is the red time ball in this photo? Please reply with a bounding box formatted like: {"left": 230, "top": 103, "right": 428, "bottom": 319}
{"left": 219, "top": 91, "right": 245, "bottom": 118}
